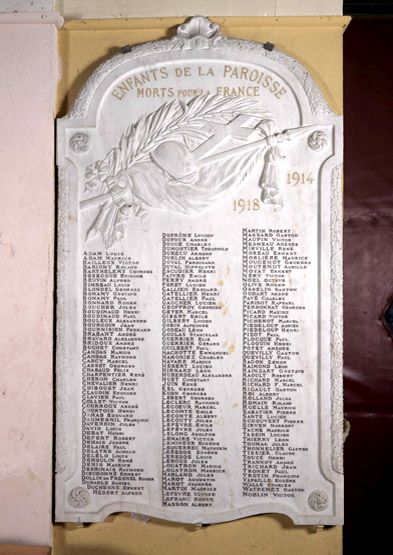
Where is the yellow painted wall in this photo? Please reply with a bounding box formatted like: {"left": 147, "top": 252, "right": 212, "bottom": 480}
{"left": 57, "top": 16, "right": 349, "bottom": 116}
{"left": 54, "top": 16, "right": 349, "bottom": 555}
{"left": 54, "top": 513, "right": 341, "bottom": 555}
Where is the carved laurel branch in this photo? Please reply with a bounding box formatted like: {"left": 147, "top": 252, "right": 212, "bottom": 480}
{"left": 66, "top": 16, "right": 333, "bottom": 120}
{"left": 330, "top": 164, "right": 344, "bottom": 474}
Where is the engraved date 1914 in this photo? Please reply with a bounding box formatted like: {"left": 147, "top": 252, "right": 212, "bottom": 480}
{"left": 287, "top": 172, "right": 315, "bottom": 186}
{"left": 233, "top": 173, "right": 315, "bottom": 213}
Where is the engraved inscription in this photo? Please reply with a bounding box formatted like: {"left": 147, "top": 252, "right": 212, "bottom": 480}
{"left": 82, "top": 252, "right": 154, "bottom": 496}
{"left": 162, "top": 233, "right": 230, "bottom": 508}
{"left": 242, "top": 229, "right": 308, "bottom": 499}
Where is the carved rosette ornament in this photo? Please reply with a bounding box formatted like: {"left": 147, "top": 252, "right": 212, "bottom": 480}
{"left": 308, "top": 490, "right": 329, "bottom": 512}
{"left": 307, "top": 130, "right": 328, "bottom": 151}
{"left": 68, "top": 487, "right": 89, "bottom": 508}
{"left": 70, "top": 132, "right": 89, "bottom": 153}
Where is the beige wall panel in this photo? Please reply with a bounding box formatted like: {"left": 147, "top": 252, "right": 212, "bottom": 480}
{"left": 54, "top": 513, "right": 342, "bottom": 555}
{"left": 54, "top": 15, "right": 348, "bottom": 554}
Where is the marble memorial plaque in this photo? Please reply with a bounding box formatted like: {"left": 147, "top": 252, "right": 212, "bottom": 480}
{"left": 56, "top": 16, "right": 343, "bottom": 525}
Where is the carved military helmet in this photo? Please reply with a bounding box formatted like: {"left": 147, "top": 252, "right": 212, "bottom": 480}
{"left": 150, "top": 140, "right": 197, "bottom": 180}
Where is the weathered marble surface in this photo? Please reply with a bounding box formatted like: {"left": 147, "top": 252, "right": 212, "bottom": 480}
{"left": 56, "top": 16, "right": 343, "bottom": 525}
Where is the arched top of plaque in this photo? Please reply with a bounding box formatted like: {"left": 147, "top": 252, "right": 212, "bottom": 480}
{"left": 66, "top": 15, "right": 333, "bottom": 122}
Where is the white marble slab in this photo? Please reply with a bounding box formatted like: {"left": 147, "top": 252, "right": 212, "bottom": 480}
{"left": 56, "top": 16, "right": 343, "bottom": 525}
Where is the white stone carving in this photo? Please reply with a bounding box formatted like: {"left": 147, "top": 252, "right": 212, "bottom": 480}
{"left": 56, "top": 15, "right": 343, "bottom": 526}
{"left": 81, "top": 94, "right": 317, "bottom": 248}
{"left": 308, "top": 490, "right": 329, "bottom": 512}
{"left": 177, "top": 15, "right": 221, "bottom": 40}
{"left": 307, "top": 130, "right": 328, "bottom": 151}
{"left": 68, "top": 487, "right": 89, "bottom": 508}
{"left": 70, "top": 132, "right": 89, "bottom": 153}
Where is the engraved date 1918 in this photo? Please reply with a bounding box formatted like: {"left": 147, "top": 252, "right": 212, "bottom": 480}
{"left": 233, "top": 198, "right": 262, "bottom": 213}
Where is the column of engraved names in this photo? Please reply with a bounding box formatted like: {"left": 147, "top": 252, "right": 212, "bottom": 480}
{"left": 162, "top": 233, "right": 230, "bottom": 508}
{"left": 242, "top": 229, "right": 310, "bottom": 499}
{"left": 82, "top": 251, "right": 154, "bottom": 496}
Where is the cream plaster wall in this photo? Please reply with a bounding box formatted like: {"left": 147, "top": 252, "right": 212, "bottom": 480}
{"left": 0, "top": 22, "right": 58, "bottom": 546}
{"left": 0, "top": 1, "right": 342, "bottom": 17}
{"left": 0, "top": 1, "right": 54, "bottom": 12}
{"left": 55, "top": 0, "right": 342, "bottom": 17}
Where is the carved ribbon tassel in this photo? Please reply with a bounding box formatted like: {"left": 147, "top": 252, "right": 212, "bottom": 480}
{"left": 259, "top": 141, "right": 286, "bottom": 207}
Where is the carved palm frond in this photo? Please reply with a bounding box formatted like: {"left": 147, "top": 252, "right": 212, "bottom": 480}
{"left": 85, "top": 94, "right": 273, "bottom": 191}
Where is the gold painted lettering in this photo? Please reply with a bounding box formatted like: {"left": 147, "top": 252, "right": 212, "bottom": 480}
{"left": 111, "top": 89, "right": 123, "bottom": 100}
{"left": 160, "top": 67, "right": 168, "bottom": 79}
{"left": 240, "top": 67, "right": 249, "bottom": 80}
{"left": 262, "top": 74, "right": 272, "bottom": 88}
{"left": 175, "top": 66, "right": 192, "bottom": 77}
{"left": 270, "top": 80, "right": 280, "bottom": 95}
{"left": 126, "top": 77, "right": 134, "bottom": 89}
{"left": 198, "top": 66, "right": 215, "bottom": 76}
{"left": 275, "top": 87, "right": 287, "bottom": 99}
{"left": 118, "top": 83, "right": 131, "bottom": 96}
